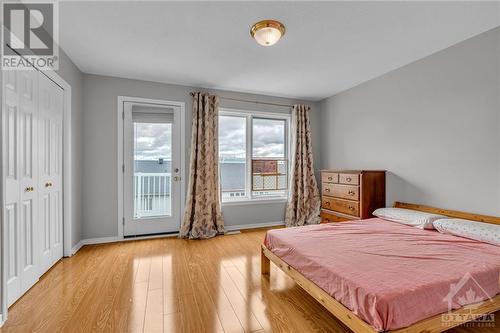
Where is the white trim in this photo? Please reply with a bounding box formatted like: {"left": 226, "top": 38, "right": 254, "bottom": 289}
{"left": 219, "top": 107, "right": 291, "bottom": 118}
{"left": 117, "top": 96, "right": 186, "bottom": 240}
{"left": 225, "top": 221, "right": 284, "bottom": 231}
{"left": 71, "top": 240, "right": 85, "bottom": 256}
{"left": 71, "top": 233, "right": 181, "bottom": 255}
{"left": 70, "top": 221, "right": 283, "bottom": 256}
{"left": 80, "top": 236, "right": 120, "bottom": 246}
{"left": 117, "top": 98, "right": 124, "bottom": 238}
{"left": 219, "top": 108, "right": 291, "bottom": 203}
{"left": 222, "top": 198, "right": 287, "bottom": 206}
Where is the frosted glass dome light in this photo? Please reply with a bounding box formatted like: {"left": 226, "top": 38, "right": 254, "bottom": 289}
{"left": 250, "top": 20, "right": 285, "bottom": 47}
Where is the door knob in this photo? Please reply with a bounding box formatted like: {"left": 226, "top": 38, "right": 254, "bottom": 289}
{"left": 173, "top": 176, "right": 181, "bottom": 181}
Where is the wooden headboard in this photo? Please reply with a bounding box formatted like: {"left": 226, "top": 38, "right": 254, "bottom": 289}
{"left": 394, "top": 202, "right": 500, "bottom": 226}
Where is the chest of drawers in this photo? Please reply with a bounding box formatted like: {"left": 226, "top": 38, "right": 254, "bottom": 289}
{"left": 320, "top": 170, "right": 386, "bottom": 223}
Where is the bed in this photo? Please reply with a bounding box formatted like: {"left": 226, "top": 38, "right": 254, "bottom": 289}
{"left": 261, "top": 202, "right": 500, "bottom": 333}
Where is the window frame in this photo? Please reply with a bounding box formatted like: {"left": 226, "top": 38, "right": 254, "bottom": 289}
{"left": 219, "top": 108, "right": 291, "bottom": 204}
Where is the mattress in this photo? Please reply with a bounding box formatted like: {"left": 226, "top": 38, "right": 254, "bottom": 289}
{"left": 264, "top": 218, "right": 500, "bottom": 331}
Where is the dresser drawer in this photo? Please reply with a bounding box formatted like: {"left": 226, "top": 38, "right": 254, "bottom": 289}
{"left": 322, "top": 197, "right": 359, "bottom": 216}
{"left": 322, "top": 172, "right": 339, "bottom": 184}
{"left": 326, "top": 184, "right": 359, "bottom": 201}
{"left": 322, "top": 183, "right": 334, "bottom": 196}
{"left": 320, "top": 210, "right": 353, "bottom": 223}
{"left": 339, "top": 173, "right": 359, "bottom": 185}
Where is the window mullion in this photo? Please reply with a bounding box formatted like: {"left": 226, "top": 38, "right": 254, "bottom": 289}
{"left": 246, "top": 114, "right": 252, "bottom": 200}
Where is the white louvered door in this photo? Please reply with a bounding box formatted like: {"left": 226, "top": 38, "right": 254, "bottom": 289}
{"left": 38, "top": 72, "right": 63, "bottom": 274}
{"left": 2, "top": 68, "right": 63, "bottom": 306}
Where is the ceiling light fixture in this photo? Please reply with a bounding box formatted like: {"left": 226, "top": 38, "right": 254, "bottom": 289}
{"left": 250, "top": 20, "right": 285, "bottom": 46}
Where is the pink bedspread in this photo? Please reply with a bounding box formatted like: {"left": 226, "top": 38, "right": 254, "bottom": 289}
{"left": 264, "top": 218, "right": 500, "bottom": 331}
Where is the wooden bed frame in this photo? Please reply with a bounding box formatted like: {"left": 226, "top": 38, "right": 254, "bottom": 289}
{"left": 261, "top": 202, "right": 500, "bottom": 333}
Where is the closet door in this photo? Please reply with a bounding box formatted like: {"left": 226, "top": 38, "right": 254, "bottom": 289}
{"left": 3, "top": 70, "right": 22, "bottom": 306}
{"left": 3, "top": 69, "right": 40, "bottom": 306}
{"left": 18, "top": 70, "right": 40, "bottom": 295}
{"left": 38, "top": 73, "right": 63, "bottom": 274}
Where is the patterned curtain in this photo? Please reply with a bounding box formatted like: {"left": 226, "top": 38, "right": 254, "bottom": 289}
{"left": 179, "top": 92, "right": 224, "bottom": 239}
{"left": 285, "top": 104, "right": 321, "bottom": 227}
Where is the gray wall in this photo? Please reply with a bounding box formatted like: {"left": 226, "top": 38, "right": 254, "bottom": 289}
{"left": 82, "top": 74, "right": 321, "bottom": 239}
{"left": 56, "top": 49, "right": 85, "bottom": 248}
{"left": 319, "top": 27, "right": 500, "bottom": 216}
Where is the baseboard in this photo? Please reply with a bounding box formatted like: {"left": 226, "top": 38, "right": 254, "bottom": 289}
{"left": 225, "top": 221, "right": 284, "bottom": 231}
{"left": 83, "top": 236, "right": 120, "bottom": 245}
{"left": 70, "top": 240, "right": 85, "bottom": 256}
{"left": 70, "top": 234, "right": 180, "bottom": 255}
{"left": 123, "top": 233, "right": 179, "bottom": 241}
{"left": 69, "top": 236, "right": 119, "bottom": 255}
{"left": 70, "top": 222, "right": 284, "bottom": 255}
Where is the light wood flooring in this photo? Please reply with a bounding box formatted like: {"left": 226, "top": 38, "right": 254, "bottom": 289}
{"left": 1, "top": 228, "right": 498, "bottom": 332}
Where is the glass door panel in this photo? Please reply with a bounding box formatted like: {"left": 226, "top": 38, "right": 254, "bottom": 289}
{"left": 123, "top": 102, "right": 181, "bottom": 237}
{"left": 133, "top": 122, "right": 172, "bottom": 218}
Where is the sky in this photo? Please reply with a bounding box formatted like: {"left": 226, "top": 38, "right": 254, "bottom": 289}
{"left": 134, "top": 116, "right": 285, "bottom": 161}
{"left": 134, "top": 122, "right": 172, "bottom": 160}
{"left": 219, "top": 115, "right": 285, "bottom": 161}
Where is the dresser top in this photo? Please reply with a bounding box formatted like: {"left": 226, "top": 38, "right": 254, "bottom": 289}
{"left": 320, "top": 170, "right": 386, "bottom": 174}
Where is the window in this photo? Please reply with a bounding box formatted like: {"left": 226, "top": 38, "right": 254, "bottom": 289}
{"left": 219, "top": 109, "right": 290, "bottom": 202}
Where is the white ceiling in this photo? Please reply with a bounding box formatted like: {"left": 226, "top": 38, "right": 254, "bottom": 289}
{"left": 59, "top": 1, "right": 500, "bottom": 101}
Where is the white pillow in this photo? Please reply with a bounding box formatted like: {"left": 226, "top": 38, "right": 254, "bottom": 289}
{"left": 433, "top": 218, "right": 500, "bottom": 246}
{"left": 373, "top": 207, "right": 446, "bottom": 229}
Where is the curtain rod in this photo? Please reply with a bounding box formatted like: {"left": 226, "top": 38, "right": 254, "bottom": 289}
{"left": 190, "top": 92, "right": 293, "bottom": 108}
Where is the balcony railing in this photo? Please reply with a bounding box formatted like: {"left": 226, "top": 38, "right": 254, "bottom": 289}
{"left": 134, "top": 173, "right": 171, "bottom": 218}
{"left": 251, "top": 159, "right": 287, "bottom": 191}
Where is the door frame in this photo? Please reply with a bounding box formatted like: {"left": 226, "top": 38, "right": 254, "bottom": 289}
{"left": 117, "top": 96, "right": 186, "bottom": 240}
{"left": 0, "top": 67, "right": 72, "bottom": 323}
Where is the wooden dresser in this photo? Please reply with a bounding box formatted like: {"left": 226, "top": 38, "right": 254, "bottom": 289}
{"left": 320, "top": 170, "right": 386, "bottom": 223}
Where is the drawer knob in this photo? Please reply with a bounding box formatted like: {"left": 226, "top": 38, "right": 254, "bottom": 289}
{"left": 325, "top": 188, "right": 330, "bottom": 192}
{"left": 328, "top": 176, "right": 332, "bottom": 180}
{"left": 324, "top": 201, "right": 330, "bottom": 206}
{"left": 346, "top": 177, "right": 352, "bottom": 182}
{"left": 348, "top": 206, "right": 355, "bottom": 211}
{"left": 348, "top": 191, "right": 355, "bottom": 195}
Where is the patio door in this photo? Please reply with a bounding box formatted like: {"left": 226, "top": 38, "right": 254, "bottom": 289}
{"left": 123, "top": 102, "right": 182, "bottom": 236}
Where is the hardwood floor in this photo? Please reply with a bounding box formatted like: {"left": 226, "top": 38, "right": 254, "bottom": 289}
{"left": 1, "top": 228, "right": 498, "bottom": 333}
